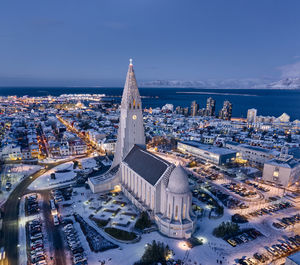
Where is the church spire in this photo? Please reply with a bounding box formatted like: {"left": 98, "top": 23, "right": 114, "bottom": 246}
{"left": 120, "top": 58, "right": 142, "bottom": 111}
{"left": 111, "top": 60, "right": 146, "bottom": 168}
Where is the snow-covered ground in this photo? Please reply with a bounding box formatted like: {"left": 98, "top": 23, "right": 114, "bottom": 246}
{"left": 0, "top": 164, "right": 42, "bottom": 206}
{"left": 28, "top": 162, "right": 76, "bottom": 190}
{"left": 28, "top": 157, "right": 97, "bottom": 191}
{"left": 80, "top": 157, "right": 97, "bottom": 170}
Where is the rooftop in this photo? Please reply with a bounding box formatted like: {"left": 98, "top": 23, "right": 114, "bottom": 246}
{"left": 123, "top": 145, "right": 171, "bottom": 186}
{"left": 266, "top": 157, "right": 300, "bottom": 169}
{"left": 226, "top": 141, "right": 276, "bottom": 154}
{"left": 180, "top": 141, "right": 237, "bottom": 156}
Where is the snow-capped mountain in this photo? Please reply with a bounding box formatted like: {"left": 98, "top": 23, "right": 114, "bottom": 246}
{"left": 141, "top": 77, "right": 300, "bottom": 89}
{"left": 267, "top": 77, "right": 300, "bottom": 89}
{"left": 141, "top": 79, "right": 269, "bottom": 89}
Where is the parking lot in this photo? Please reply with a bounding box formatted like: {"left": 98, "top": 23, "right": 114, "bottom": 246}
{"left": 247, "top": 201, "right": 293, "bottom": 219}
{"left": 272, "top": 213, "right": 300, "bottom": 230}
{"left": 62, "top": 220, "right": 87, "bottom": 264}
{"left": 222, "top": 182, "right": 257, "bottom": 198}
{"left": 238, "top": 234, "right": 300, "bottom": 264}
{"left": 26, "top": 218, "right": 47, "bottom": 265}
{"left": 25, "top": 193, "right": 40, "bottom": 216}
{"left": 226, "top": 228, "right": 263, "bottom": 247}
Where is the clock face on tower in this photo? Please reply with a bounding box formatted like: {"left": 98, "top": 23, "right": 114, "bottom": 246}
{"left": 132, "top": 115, "right": 137, "bottom": 120}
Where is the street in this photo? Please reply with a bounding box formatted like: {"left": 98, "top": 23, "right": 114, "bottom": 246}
{"left": 39, "top": 190, "right": 66, "bottom": 265}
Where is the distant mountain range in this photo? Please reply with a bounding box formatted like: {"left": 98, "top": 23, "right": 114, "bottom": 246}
{"left": 141, "top": 77, "right": 300, "bottom": 89}
{"left": 267, "top": 77, "right": 300, "bottom": 90}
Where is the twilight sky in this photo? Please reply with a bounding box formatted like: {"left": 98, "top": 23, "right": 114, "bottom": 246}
{"left": 0, "top": 0, "right": 300, "bottom": 86}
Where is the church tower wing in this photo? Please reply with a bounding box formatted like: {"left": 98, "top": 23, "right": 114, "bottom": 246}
{"left": 111, "top": 59, "right": 146, "bottom": 168}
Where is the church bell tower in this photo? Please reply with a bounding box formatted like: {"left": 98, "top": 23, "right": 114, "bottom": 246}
{"left": 111, "top": 59, "right": 146, "bottom": 168}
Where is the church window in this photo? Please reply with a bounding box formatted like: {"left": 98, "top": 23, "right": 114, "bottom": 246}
{"left": 129, "top": 103, "right": 131, "bottom": 109}
{"left": 140, "top": 179, "right": 142, "bottom": 196}
{"left": 152, "top": 194, "right": 154, "bottom": 208}
{"left": 133, "top": 99, "right": 136, "bottom": 109}
{"left": 175, "top": 206, "right": 178, "bottom": 220}
{"left": 168, "top": 204, "right": 171, "bottom": 218}
{"left": 183, "top": 204, "right": 186, "bottom": 219}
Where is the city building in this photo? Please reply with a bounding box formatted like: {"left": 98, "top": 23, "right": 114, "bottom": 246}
{"left": 262, "top": 147, "right": 300, "bottom": 187}
{"left": 225, "top": 141, "right": 279, "bottom": 166}
{"left": 190, "top": 101, "right": 199, "bottom": 117}
{"left": 178, "top": 141, "right": 237, "bottom": 165}
{"left": 205, "top": 97, "right": 216, "bottom": 116}
{"left": 219, "top": 100, "right": 232, "bottom": 120}
{"left": 88, "top": 60, "right": 196, "bottom": 239}
{"left": 247, "top": 108, "right": 257, "bottom": 124}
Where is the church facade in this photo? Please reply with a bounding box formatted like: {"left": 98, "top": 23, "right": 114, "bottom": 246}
{"left": 88, "top": 60, "right": 196, "bottom": 239}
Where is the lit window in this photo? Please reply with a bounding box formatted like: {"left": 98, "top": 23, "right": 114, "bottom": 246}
{"left": 273, "top": 167, "right": 279, "bottom": 177}
{"left": 175, "top": 206, "right": 178, "bottom": 220}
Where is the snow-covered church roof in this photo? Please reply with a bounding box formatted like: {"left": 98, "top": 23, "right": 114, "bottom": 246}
{"left": 167, "top": 165, "right": 190, "bottom": 194}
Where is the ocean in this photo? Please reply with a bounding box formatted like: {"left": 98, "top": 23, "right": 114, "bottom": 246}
{"left": 0, "top": 87, "right": 300, "bottom": 120}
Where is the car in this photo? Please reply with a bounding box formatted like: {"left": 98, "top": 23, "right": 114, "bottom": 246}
{"left": 5, "top": 182, "right": 12, "bottom": 191}
{"left": 238, "top": 258, "right": 251, "bottom": 265}
{"left": 30, "top": 233, "right": 43, "bottom": 241}
{"left": 73, "top": 256, "right": 87, "bottom": 263}
{"left": 68, "top": 240, "right": 79, "bottom": 245}
{"left": 30, "top": 239, "right": 43, "bottom": 246}
{"left": 69, "top": 242, "right": 81, "bottom": 248}
{"left": 63, "top": 224, "right": 73, "bottom": 230}
{"left": 72, "top": 247, "right": 84, "bottom": 254}
{"left": 31, "top": 255, "right": 45, "bottom": 264}
{"left": 53, "top": 215, "right": 59, "bottom": 226}
{"left": 35, "top": 261, "right": 47, "bottom": 265}
{"left": 67, "top": 236, "right": 78, "bottom": 242}
{"left": 74, "top": 253, "right": 85, "bottom": 259}
{"left": 31, "top": 252, "right": 44, "bottom": 261}
{"left": 30, "top": 247, "right": 44, "bottom": 255}
{"left": 227, "top": 239, "right": 237, "bottom": 247}
{"left": 272, "top": 245, "right": 283, "bottom": 254}
{"left": 239, "top": 234, "right": 248, "bottom": 243}
{"left": 30, "top": 230, "right": 43, "bottom": 237}
{"left": 266, "top": 247, "right": 277, "bottom": 256}
{"left": 74, "top": 262, "right": 88, "bottom": 265}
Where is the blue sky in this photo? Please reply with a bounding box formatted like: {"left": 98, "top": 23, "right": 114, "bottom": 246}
{"left": 0, "top": 0, "right": 300, "bottom": 86}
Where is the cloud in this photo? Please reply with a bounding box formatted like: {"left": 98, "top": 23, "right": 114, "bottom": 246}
{"left": 278, "top": 61, "right": 300, "bottom": 78}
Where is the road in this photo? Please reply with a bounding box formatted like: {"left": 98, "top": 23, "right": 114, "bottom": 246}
{"left": 39, "top": 190, "right": 66, "bottom": 265}
{"left": 0, "top": 158, "right": 79, "bottom": 265}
